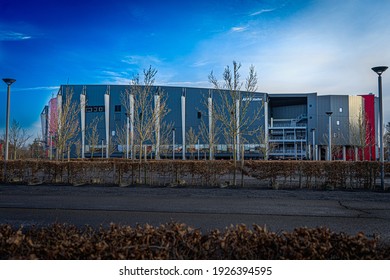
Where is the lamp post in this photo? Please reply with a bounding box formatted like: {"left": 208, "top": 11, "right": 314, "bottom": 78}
{"left": 2, "top": 78, "right": 16, "bottom": 161}
{"left": 311, "top": 128, "right": 316, "bottom": 160}
{"left": 372, "top": 66, "right": 388, "bottom": 190}
{"left": 326, "top": 111, "right": 333, "bottom": 161}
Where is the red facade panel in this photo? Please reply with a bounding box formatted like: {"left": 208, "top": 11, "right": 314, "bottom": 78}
{"left": 361, "top": 94, "right": 376, "bottom": 161}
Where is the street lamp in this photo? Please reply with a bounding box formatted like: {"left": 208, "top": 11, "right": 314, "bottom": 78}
{"left": 372, "top": 66, "right": 388, "bottom": 190}
{"left": 2, "top": 78, "right": 16, "bottom": 161}
{"left": 326, "top": 111, "right": 333, "bottom": 161}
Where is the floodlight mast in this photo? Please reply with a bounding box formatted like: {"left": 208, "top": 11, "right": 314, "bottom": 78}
{"left": 2, "top": 78, "right": 16, "bottom": 161}
{"left": 372, "top": 66, "right": 388, "bottom": 190}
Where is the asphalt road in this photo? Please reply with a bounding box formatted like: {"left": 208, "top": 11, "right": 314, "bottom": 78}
{"left": 1, "top": 184, "right": 390, "bottom": 242}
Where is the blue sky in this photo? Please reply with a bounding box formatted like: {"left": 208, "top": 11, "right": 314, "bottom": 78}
{"left": 1, "top": 0, "right": 390, "bottom": 137}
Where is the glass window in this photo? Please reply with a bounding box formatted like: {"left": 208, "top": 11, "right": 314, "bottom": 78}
{"left": 339, "top": 107, "right": 343, "bottom": 113}
{"left": 336, "top": 121, "right": 340, "bottom": 125}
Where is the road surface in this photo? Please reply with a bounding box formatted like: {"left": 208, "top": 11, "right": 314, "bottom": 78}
{"left": 0, "top": 185, "right": 390, "bottom": 242}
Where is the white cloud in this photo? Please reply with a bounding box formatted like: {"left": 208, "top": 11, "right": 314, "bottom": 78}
{"left": 174, "top": 1, "right": 390, "bottom": 125}
{"left": 100, "top": 70, "right": 131, "bottom": 84}
{"left": 0, "top": 30, "right": 32, "bottom": 41}
{"left": 13, "top": 86, "right": 60, "bottom": 92}
{"left": 231, "top": 26, "right": 247, "bottom": 32}
{"left": 250, "top": 9, "right": 275, "bottom": 16}
{"left": 191, "top": 59, "right": 213, "bottom": 67}
{"left": 121, "top": 55, "right": 162, "bottom": 67}
{"left": 160, "top": 80, "right": 210, "bottom": 88}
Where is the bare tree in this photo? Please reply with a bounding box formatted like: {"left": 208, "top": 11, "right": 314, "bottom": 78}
{"left": 198, "top": 91, "right": 220, "bottom": 160}
{"left": 29, "top": 137, "right": 46, "bottom": 159}
{"left": 157, "top": 121, "right": 174, "bottom": 157}
{"left": 198, "top": 116, "right": 220, "bottom": 159}
{"left": 349, "top": 109, "right": 373, "bottom": 160}
{"left": 186, "top": 127, "right": 199, "bottom": 159}
{"left": 208, "top": 61, "right": 260, "bottom": 184}
{"left": 56, "top": 86, "right": 80, "bottom": 160}
{"left": 74, "top": 139, "right": 82, "bottom": 159}
{"left": 254, "top": 128, "right": 275, "bottom": 160}
{"left": 121, "top": 66, "right": 169, "bottom": 162}
{"left": 385, "top": 122, "right": 390, "bottom": 160}
{"left": 115, "top": 123, "right": 127, "bottom": 158}
{"left": 86, "top": 116, "right": 101, "bottom": 158}
{"left": 8, "top": 119, "right": 31, "bottom": 159}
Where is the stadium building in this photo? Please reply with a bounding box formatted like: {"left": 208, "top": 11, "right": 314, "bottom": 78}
{"left": 40, "top": 84, "right": 378, "bottom": 161}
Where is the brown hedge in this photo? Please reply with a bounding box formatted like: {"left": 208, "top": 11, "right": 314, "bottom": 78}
{"left": 0, "top": 223, "right": 388, "bottom": 260}
{"left": 0, "top": 159, "right": 388, "bottom": 189}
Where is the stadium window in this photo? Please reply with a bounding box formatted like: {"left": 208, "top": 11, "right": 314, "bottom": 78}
{"left": 336, "top": 121, "right": 340, "bottom": 126}
{"left": 115, "top": 105, "right": 121, "bottom": 112}
{"left": 339, "top": 107, "right": 343, "bottom": 113}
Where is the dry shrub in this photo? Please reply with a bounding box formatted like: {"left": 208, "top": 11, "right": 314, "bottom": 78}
{"left": 0, "top": 160, "right": 387, "bottom": 190}
{"left": 0, "top": 223, "right": 388, "bottom": 260}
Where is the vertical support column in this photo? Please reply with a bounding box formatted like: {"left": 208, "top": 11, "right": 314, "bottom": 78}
{"left": 197, "top": 139, "right": 200, "bottom": 160}
{"left": 312, "top": 129, "right": 316, "bottom": 160}
{"left": 282, "top": 128, "right": 285, "bottom": 159}
{"left": 80, "top": 86, "right": 86, "bottom": 159}
{"left": 126, "top": 115, "right": 129, "bottom": 159}
{"left": 48, "top": 101, "right": 53, "bottom": 160}
{"left": 104, "top": 86, "right": 110, "bottom": 159}
{"left": 56, "top": 89, "right": 63, "bottom": 160}
{"left": 181, "top": 88, "right": 186, "bottom": 160}
{"left": 57, "top": 90, "right": 62, "bottom": 136}
{"left": 129, "top": 93, "right": 134, "bottom": 160}
{"left": 300, "top": 140, "right": 303, "bottom": 160}
{"left": 208, "top": 90, "right": 213, "bottom": 160}
{"left": 295, "top": 143, "right": 297, "bottom": 159}
{"left": 264, "top": 97, "right": 269, "bottom": 160}
{"left": 294, "top": 129, "right": 297, "bottom": 159}
{"left": 236, "top": 98, "right": 240, "bottom": 161}
{"left": 327, "top": 113, "right": 332, "bottom": 161}
{"left": 154, "top": 90, "right": 161, "bottom": 160}
{"left": 317, "top": 146, "right": 321, "bottom": 161}
{"left": 172, "top": 128, "right": 175, "bottom": 160}
{"left": 355, "top": 147, "right": 359, "bottom": 161}
{"left": 342, "top": 146, "right": 346, "bottom": 161}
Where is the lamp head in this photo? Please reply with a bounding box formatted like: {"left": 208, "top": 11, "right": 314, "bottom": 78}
{"left": 372, "top": 66, "right": 388, "bottom": 76}
{"left": 2, "top": 78, "right": 16, "bottom": 86}
{"left": 326, "top": 111, "right": 333, "bottom": 116}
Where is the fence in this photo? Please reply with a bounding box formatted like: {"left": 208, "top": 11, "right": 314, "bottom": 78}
{"left": 0, "top": 160, "right": 389, "bottom": 190}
